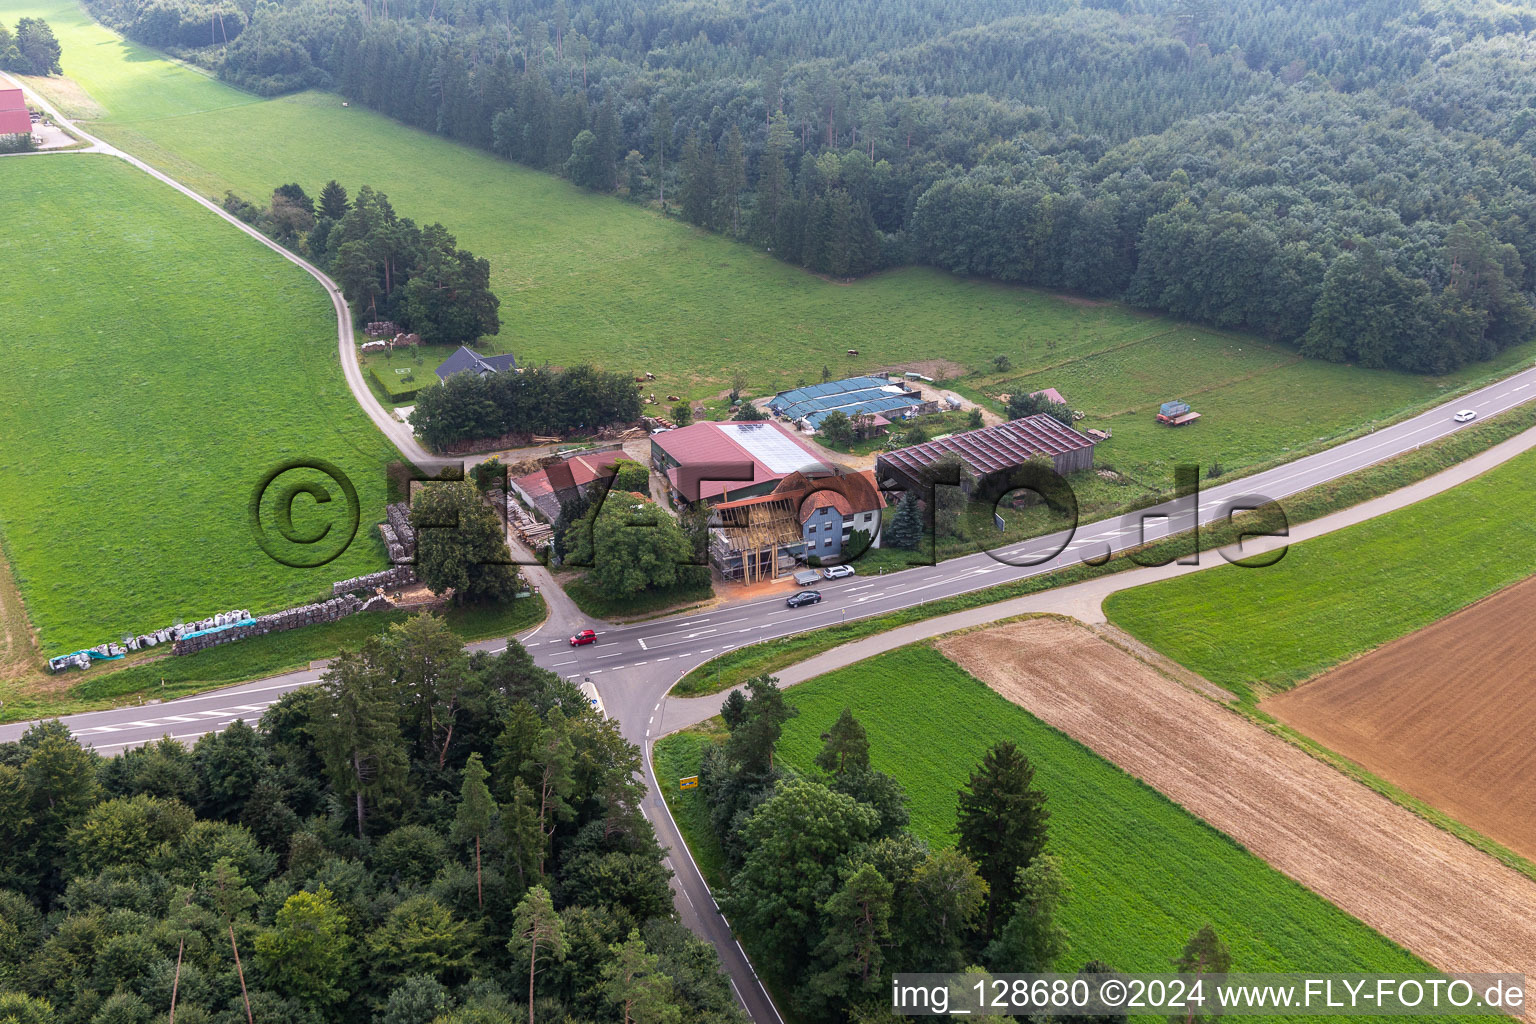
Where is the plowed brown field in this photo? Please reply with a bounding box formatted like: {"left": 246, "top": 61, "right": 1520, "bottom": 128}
{"left": 1264, "top": 573, "right": 1536, "bottom": 862}
{"left": 938, "top": 618, "right": 1536, "bottom": 996}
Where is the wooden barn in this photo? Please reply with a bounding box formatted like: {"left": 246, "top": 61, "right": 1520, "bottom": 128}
{"left": 876, "top": 413, "right": 1097, "bottom": 494}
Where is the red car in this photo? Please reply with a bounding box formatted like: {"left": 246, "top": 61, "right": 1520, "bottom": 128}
{"left": 569, "top": 629, "right": 597, "bottom": 647}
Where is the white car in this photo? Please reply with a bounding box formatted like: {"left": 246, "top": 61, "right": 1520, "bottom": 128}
{"left": 821, "top": 564, "right": 857, "bottom": 579}
{"left": 1453, "top": 409, "right": 1477, "bottom": 423}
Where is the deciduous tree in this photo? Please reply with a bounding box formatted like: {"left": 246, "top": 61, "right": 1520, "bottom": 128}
{"left": 254, "top": 885, "right": 352, "bottom": 1007}
{"left": 410, "top": 479, "right": 522, "bottom": 603}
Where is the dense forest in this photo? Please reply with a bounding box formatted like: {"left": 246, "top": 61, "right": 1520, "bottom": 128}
{"left": 87, "top": 0, "right": 1536, "bottom": 372}
{"left": 0, "top": 614, "right": 745, "bottom": 1024}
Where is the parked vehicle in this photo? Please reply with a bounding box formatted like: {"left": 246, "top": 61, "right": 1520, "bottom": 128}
{"left": 822, "top": 565, "right": 857, "bottom": 579}
{"left": 569, "top": 629, "right": 597, "bottom": 646}
{"left": 1156, "top": 399, "right": 1202, "bottom": 427}
{"left": 786, "top": 590, "right": 823, "bottom": 608}
{"left": 1454, "top": 409, "right": 1477, "bottom": 423}
{"left": 793, "top": 569, "right": 823, "bottom": 586}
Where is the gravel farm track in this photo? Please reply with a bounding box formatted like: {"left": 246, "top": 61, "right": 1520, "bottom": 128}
{"left": 1265, "top": 574, "right": 1536, "bottom": 863}
{"left": 938, "top": 618, "right": 1536, "bottom": 1006}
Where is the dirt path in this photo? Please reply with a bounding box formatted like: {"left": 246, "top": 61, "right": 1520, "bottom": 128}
{"left": 1265, "top": 573, "right": 1536, "bottom": 862}
{"left": 938, "top": 618, "right": 1536, "bottom": 998}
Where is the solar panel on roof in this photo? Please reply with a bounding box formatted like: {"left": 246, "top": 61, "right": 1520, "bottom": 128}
{"left": 719, "top": 422, "right": 827, "bottom": 474}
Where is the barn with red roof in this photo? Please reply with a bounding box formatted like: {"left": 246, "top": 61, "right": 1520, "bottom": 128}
{"left": 0, "top": 89, "right": 33, "bottom": 138}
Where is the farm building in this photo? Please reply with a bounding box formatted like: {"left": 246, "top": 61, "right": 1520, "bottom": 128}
{"left": 0, "top": 89, "right": 32, "bottom": 137}
{"left": 711, "top": 470, "right": 886, "bottom": 583}
{"left": 651, "top": 420, "right": 831, "bottom": 504}
{"left": 768, "top": 375, "right": 935, "bottom": 433}
{"left": 876, "top": 414, "right": 1097, "bottom": 493}
{"left": 510, "top": 447, "right": 626, "bottom": 521}
{"left": 434, "top": 345, "right": 518, "bottom": 382}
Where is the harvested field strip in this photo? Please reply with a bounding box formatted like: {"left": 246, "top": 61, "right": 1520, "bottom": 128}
{"left": 663, "top": 646, "right": 1490, "bottom": 995}
{"left": 1265, "top": 572, "right": 1536, "bottom": 862}
{"left": 938, "top": 619, "right": 1536, "bottom": 995}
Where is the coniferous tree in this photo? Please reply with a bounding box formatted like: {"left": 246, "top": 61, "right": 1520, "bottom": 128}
{"left": 508, "top": 885, "right": 566, "bottom": 1024}
{"left": 956, "top": 741, "right": 1050, "bottom": 936}
{"left": 717, "top": 125, "right": 746, "bottom": 235}
{"left": 318, "top": 179, "right": 349, "bottom": 220}
{"left": 602, "top": 929, "right": 680, "bottom": 1024}
{"left": 679, "top": 130, "right": 716, "bottom": 227}
{"left": 652, "top": 96, "right": 672, "bottom": 210}
{"left": 886, "top": 490, "right": 924, "bottom": 550}
{"left": 310, "top": 647, "right": 408, "bottom": 838}
{"left": 815, "top": 708, "right": 870, "bottom": 775}
{"left": 452, "top": 752, "right": 498, "bottom": 906}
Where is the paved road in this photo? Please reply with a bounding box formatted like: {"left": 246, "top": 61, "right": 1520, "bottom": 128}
{"left": 11, "top": 65, "right": 1536, "bottom": 1024}
{"left": 8, "top": 370, "right": 1536, "bottom": 1022}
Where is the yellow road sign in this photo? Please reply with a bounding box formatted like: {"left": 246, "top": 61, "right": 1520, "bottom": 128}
{"left": 679, "top": 775, "right": 699, "bottom": 790}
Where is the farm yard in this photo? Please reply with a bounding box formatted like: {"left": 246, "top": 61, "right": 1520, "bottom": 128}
{"left": 655, "top": 644, "right": 1507, "bottom": 992}
{"left": 1102, "top": 445, "right": 1536, "bottom": 705}
{"left": 0, "top": 155, "right": 397, "bottom": 658}
{"left": 1263, "top": 572, "right": 1536, "bottom": 862}
{"left": 11, "top": 0, "right": 1536, "bottom": 490}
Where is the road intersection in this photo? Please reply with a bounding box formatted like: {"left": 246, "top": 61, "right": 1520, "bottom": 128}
{"left": 10, "top": 66, "right": 1536, "bottom": 1022}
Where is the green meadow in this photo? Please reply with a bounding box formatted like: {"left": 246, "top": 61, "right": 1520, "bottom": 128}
{"left": 1104, "top": 445, "right": 1536, "bottom": 704}
{"left": 10, "top": 0, "right": 1535, "bottom": 488}
{"left": 0, "top": 156, "right": 398, "bottom": 656}
{"left": 656, "top": 647, "right": 1450, "bottom": 992}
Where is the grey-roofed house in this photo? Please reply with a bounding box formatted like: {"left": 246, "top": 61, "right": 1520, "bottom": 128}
{"left": 434, "top": 345, "right": 518, "bottom": 382}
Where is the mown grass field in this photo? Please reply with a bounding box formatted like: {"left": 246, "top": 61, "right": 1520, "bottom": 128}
{"left": 0, "top": 156, "right": 398, "bottom": 656}
{"left": 657, "top": 646, "right": 1450, "bottom": 985}
{"left": 1104, "top": 445, "right": 1536, "bottom": 704}
{"left": 11, "top": 0, "right": 1536, "bottom": 488}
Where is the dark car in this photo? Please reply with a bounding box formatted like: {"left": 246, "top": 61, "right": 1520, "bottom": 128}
{"left": 569, "top": 629, "right": 597, "bottom": 646}
{"left": 785, "top": 590, "right": 822, "bottom": 608}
